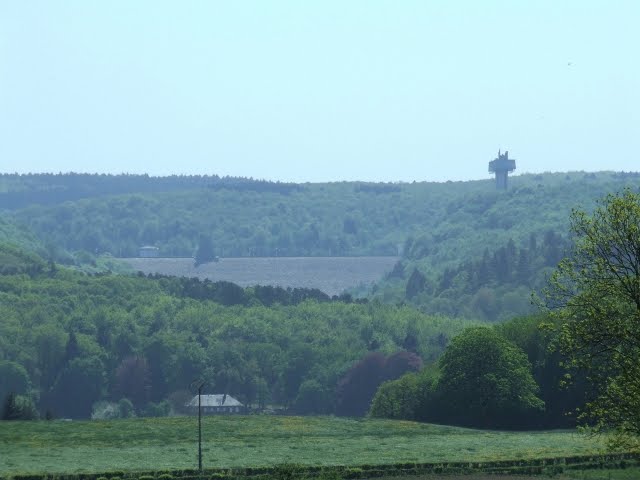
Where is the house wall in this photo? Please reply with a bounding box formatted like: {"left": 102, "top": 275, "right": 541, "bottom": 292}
{"left": 202, "top": 406, "right": 242, "bottom": 414}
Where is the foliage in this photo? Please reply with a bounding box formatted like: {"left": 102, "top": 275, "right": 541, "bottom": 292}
{"left": 115, "top": 356, "right": 152, "bottom": 409}
{"left": 405, "top": 268, "right": 426, "bottom": 299}
{"left": 372, "top": 232, "right": 569, "bottom": 321}
{"left": 0, "top": 216, "right": 45, "bottom": 258}
{"left": 91, "top": 401, "right": 122, "bottom": 420}
{"left": 335, "top": 351, "right": 422, "bottom": 417}
{"left": 370, "top": 315, "right": 588, "bottom": 429}
{"left": 46, "top": 356, "right": 106, "bottom": 419}
{"left": 369, "top": 367, "right": 438, "bottom": 421}
{"left": 0, "top": 360, "right": 31, "bottom": 402}
{"left": 0, "top": 261, "right": 469, "bottom": 418}
{"left": 146, "top": 273, "right": 335, "bottom": 307}
{"left": 436, "top": 327, "right": 544, "bottom": 429}
{"left": 0, "top": 243, "right": 46, "bottom": 275}
{"left": 2, "top": 392, "right": 38, "bottom": 420}
{"left": 2, "top": 392, "right": 20, "bottom": 420}
{"left": 142, "top": 400, "right": 171, "bottom": 417}
{"left": 4, "top": 171, "right": 640, "bottom": 319}
{"left": 118, "top": 398, "right": 137, "bottom": 418}
{"left": 336, "top": 353, "right": 386, "bottom": 417}
{"left": 545, "top": 189, "right": 640, "bottom": 436}
{"left": 497, "top": 314, "right": 586, "bottom": 428}
{"left": 293, "top": 380, "right": 332, "bottom": 414}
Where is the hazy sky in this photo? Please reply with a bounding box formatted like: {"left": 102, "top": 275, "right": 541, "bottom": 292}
{"left": 1, "top": 1, "right": 638, "bottom": 182}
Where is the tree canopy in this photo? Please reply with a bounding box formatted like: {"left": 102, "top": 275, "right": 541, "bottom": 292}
{"left": 0, "top": 256, "right": 469, "bottom": 418}
{"left": 436, "top": 327, "right": 544, "bottom": 428}
{"left": 5, "top": 171, "right": 640, "bottom": 320}
{"left": 545, "top": 189, "right": 640, "bottom": 437}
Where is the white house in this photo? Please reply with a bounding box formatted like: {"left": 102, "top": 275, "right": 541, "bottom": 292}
{"left": 186, "top": 394, "right": 244, "bottom": 414}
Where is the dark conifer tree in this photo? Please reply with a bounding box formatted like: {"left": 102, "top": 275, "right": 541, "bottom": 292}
{"left": 405, "top": 268, "right": 426, "bottom": 299}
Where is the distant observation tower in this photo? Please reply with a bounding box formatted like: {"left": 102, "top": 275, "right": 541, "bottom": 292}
{"left": 488, "top": 150, "right": 516, "bottom": 190}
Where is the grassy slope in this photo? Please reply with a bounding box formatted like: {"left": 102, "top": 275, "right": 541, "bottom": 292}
{"left": 0, "top": 416, "right": 605, "bottom": 475}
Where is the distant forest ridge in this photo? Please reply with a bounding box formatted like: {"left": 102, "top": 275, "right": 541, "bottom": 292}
{"left": 0, "top": 173, "right": 303, "bottom": 209}
{"left": 3, "top": 170, "right": 640, "bottom": 320}
{"left": 3, "top": 170, "right": 639, "bottom": 209}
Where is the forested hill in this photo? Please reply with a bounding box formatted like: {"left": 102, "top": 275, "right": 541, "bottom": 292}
{"left": 3, "top": 171, "right": 640, "bottom": 319}
{"left": 0, "top": 253, "right": 470, "bottom": 418}
{"left": 0, "top": 173, "right": 300, "bottom": 210}
{"left": 4, "top": 171, "right": 640, "bottom": 260}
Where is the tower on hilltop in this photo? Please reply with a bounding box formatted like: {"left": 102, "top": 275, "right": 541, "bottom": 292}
{"left": 488, "top": 150, "right": 516, "bottom": 190}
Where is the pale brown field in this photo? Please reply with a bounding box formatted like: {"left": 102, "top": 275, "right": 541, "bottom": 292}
{"left": 120, "top": 256, "right": 399, "bottom": 296}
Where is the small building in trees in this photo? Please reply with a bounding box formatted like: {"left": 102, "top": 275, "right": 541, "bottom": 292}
{"left": 185, "top": 394, "right": 244, "bottom": 414}
{"left": 138, "top": 246, "right": 159, "bottom": 258}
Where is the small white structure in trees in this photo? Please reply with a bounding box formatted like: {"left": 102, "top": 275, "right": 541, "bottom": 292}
{"left": 185, "top": 394, "right": 244, "bottom": 414}
{"left": 139, "top": 246, "right": 160, "bottom": 258}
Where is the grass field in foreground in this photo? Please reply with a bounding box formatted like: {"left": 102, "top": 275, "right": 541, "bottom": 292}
{"left": 0, "top": 416, "right": 606, "bottom": 476}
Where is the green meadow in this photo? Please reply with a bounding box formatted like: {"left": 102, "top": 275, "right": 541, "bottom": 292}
{"left": 0, "top": 416, "right": 606, "bottom": 476}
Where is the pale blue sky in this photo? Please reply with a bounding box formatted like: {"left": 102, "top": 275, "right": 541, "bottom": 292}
{"left": 0, "top": 1, "right": 638, "bottom": 182}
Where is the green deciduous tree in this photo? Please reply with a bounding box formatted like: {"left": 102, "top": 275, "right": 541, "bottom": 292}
{"left": 0, "top": 361, "right": 31, "bottom": 402}
{"left": 545, "top": 189, "right": 640, "bottom": 437}
{"left": 369, "top": 368, "right": 439, "bottom": 421}
{"left": 436, "top": 327, "right": 544, "bottom": 428}
{"left": 294, "top": 380, "right": 332, "bottom": 414}
{"left": 2, "top": 393, "right": 39, "bottom": 420}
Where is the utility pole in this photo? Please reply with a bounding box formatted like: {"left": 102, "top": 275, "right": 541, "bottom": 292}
{"left": 190, "top": 380, "right": 207, "bottom": 471}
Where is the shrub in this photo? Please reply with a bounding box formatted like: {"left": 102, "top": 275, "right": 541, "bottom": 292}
{"left": 118, "top": 398, "right": 136, "bottom": 418}
{"left": 91, "top": 401, "right": 120, "bottom": 420}
{"left": 142, "top": 400, "right": 171, "bottom": 417}
{"left": 2, "top": 393, "right": 39, "bottom": 420}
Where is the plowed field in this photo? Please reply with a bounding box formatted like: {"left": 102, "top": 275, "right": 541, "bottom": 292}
{"left": 120, "top": 256, "right": 399, "bottom": 296}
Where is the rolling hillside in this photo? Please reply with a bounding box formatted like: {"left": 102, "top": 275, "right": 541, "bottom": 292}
{"left": 3, "top": 170, "right": 640, "bottom": 319}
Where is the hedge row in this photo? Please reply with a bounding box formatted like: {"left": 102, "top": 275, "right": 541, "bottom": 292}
{"left": 5, "top": 453, "right": 640, "bottom": 480}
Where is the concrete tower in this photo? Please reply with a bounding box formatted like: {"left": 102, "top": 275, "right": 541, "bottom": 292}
{"left": 488, "top": 150, "right": 516, "bottom": 190}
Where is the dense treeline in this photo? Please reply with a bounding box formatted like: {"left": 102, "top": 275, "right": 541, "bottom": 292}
{"left": 0, "top": 173, "right": 301, "bottom": 209}
{"left": 4, "top": 171, "right": 640, "bottom": 320}
{"left": 0, "top": 242, "right": 46, "bottom": 275}
{"left": 8, "top": 171, "right": 638, "bottom": 260}
{"left": 0, "top": 249, "right": 584, "bottom": 429}
{"left": 374, "top": 231, "right": 570, "bottom": 321}
{"left": 0, "top": 249, "right": 470, "bottom": 419}
{"left": 146, "top": 273, "right": 361, "bottom": 306}
{"left": 370, "top": 315, "right": 587, "bottom": 430}
{"left": 0, "top": 215, "right": 44, "bottom": 257}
